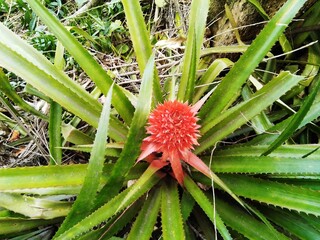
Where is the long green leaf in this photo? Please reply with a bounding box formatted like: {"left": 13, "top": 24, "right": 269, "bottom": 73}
{"left": 93, "top": 54, "right": 155, "bottom": 209}
{"left": 218, "top": 175, "right": 320, "bottom": 216}
{"left": 0, "top": 70, "right": 46, "bottom": 119}
{"left": 0, "top": 218, "right": 62, "bottom": 235}
{"left": 121, "top": 0, "right": 162, "bottom": 102}
{"left": 55, "top": 85, "right": 113, "bottom": 237}
{"left": 25, "top": 0, "right": 135, "bottom": 124}
{"left": 261, "top": 206, "right": 320, "bottom": 240}
{"left": 193, "top": 58, "right": 233, "bottom": 103}
{"left": 248, "top": 92, "right": 320, "bottom": 146}
{"left": 184, "top": 175, "right": 232, "bottom": 240}
{"left": 78, "top": 200, "right": 143, "bottom": 240}
{"left": 0, "top": 24, "right": 128, "bottom": 141}
{"left": 199, "top": 0, "right": 307, "bottom": 122}
{"left": 214, "top": 145, "right": 320, "bottom": 159}
{"left": 216, "top": 198, "right": 288, "bottom": 240}
{"left": 177, "top": 0, "right": 209, "bottom": 102}
{"left": 49, "top": 102, "right": 62, "bottom": 165}
{"left": 0, "top": 164, "right": 147, "bottom": 194}
{"left": 161, "top": 179, "right": 185, "bottom": 240}
{"left": 49, "top": 42, "right": 64, "bottom": 165}
{"left": 196, "top": 71, "right": 303, "bottom": 153}
{"left": 53, "top": 164, "right": 165, "bottom": 240}
{"left": 128, "top": 189, "right": 161, "bottom": 240}
{"left": 262, "top": 74, "right": 320, "bottom": 155}
{"left": 208, "top": 155, "right": 320, "bottom": 175}
{"left": 241, "top": 84, "right": 273, "bottom": 134}
{"left": 0, "top": 193, "right": 71, "bottom": 219}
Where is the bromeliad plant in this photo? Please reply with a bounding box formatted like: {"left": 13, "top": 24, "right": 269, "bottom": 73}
{"left": 0, "top": 0, "right": 320, "bottom": 239}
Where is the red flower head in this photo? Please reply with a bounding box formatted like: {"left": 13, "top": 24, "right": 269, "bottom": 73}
{"left": 138, "top": 98, "right": 213, "bottom": 185}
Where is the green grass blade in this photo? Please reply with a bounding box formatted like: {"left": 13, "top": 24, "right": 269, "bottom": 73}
{"left": 184, "top": 175, "right": 232, "bottom": 240}
{"left": 93, "top": 54, "right": 155, "bottom": 209}
{"left": 25, "top": 0, "right": 134, "bottom": 124}
{"left": 177, "top": 0, "right": 209, "bottom": 102}
{"left": 54, "top": 85, "right": 113, "bottom": 237}
{"left": 197, "top": 71, "right": 303, "bottom": 153}
{"left": 216, "top": 198, "right": 288, "bottom": 240}
{"left": 262, "top": 75, "right": 320, "bottom": 155}
{"left": 161, "top": 180, "right": 185, "bottom": 240}
{"left": 219, "top": 175, "right": 320, "bottom": 216}
{"left": 121, "top": 0, "right": 162, "bottom": 102}
{"left": 53, "top": 164, "right": 165, "bottom": 240}
{"left": 128, "top": 189, "right": 161, "bottom": 240}
{"left": 198, "top": 0, "right": 307, "bottom": 122}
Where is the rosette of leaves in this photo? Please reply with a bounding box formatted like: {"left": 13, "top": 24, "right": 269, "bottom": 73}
{"left": 0, "top": 0, "right": 320, "bottom": 239}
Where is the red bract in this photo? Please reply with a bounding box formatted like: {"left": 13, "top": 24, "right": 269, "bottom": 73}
{"left": 138, "top": 100, "right": 212, "bottom": 185}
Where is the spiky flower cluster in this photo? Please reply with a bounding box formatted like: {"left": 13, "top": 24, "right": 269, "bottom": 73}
{"left": 138, "top": 100, "right": 212, "bottom": 185}
{"left": 145, "top": 101, "right": 200, "bottom": 152}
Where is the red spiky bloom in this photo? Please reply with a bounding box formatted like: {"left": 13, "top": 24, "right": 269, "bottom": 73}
{"left": 138, "top": 100, "right": 212, "bottom": 185}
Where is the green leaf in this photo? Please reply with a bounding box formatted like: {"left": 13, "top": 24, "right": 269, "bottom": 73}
{"left": 0, "top": 70, "right": 46, "bottom": 119}
{"left": 262, "top": 74, "right": 320, "bottom": 155}
{"left": 216, "top": 198, "right": 288, "bottom": 240}
{"left": 55, "top": 85, "right": 114, "bottom": 237}
{"left": 218, "top": 175, "right": 320, "bottom": 216}
{"left": 247, "top": 0, "right": 269, "bottom": 20}
{"left": 193, "top": 58, "right": 233, "bottom": 103}
{"left": 61, "top": 124, "right": 94, "bottom": 145}
{"left": 0, "top": 218, "right": 62, "bottom": 235}
{"left": 184, "top": 176, "right": 232, "bottom": 240}
{"left": 49, "top": 102, "right": 62, "bottom": 165}
{"left": 161, "top": 179, "right": 185, "bottom": 240}
{"left": 262, "top": 206, "right": 320, "bottom": 240}
{"left": 248, "top": 79, "right": 320, "bottom": 146}
{"left": 78, "top": 200, "right": 144, "bottom": 240}
{"left": 121, "top": 0, "right": 162, "bottom": 102}
{"left": 208, "top": 155, "right": 320, "bottom": 175}
{"left": 177, "top": 0, "right": 209, "bottom": 102}
{"left": 128, "top": 189, "right": 161, "bottom": 240}
{"left": 180, "top": 192, "right": 195, "bottom": 221}
{"left": 49, "top": 42, "right": 64, "bottom": 165}
{"left": 0, "top": 163, "right": 147, "bottom": 195}
{"left": 0, "top": 23, "right": 127, "bottom": 141}
{"left": 53, "top": 164, "right": 165, "bottom": 240}
{"left": 241, "top": 84, "right": 273, "bottom": 134}
{"left": 0, "top": 193, "right": 71, "bottom": 219}
{"left": 24, "top": 0, "right": 135, "bottom": 125}
{"left": 293, "top": 1, "right": 320, "bottom": 46}
{"left": 93, "top": 54, "right": 155, "bottom": 209}
{"left": 199, "top": 0, "right": 307, "bottom": 122}
{"left": 196, "top": 71, "right": 303, "bottom": 153}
